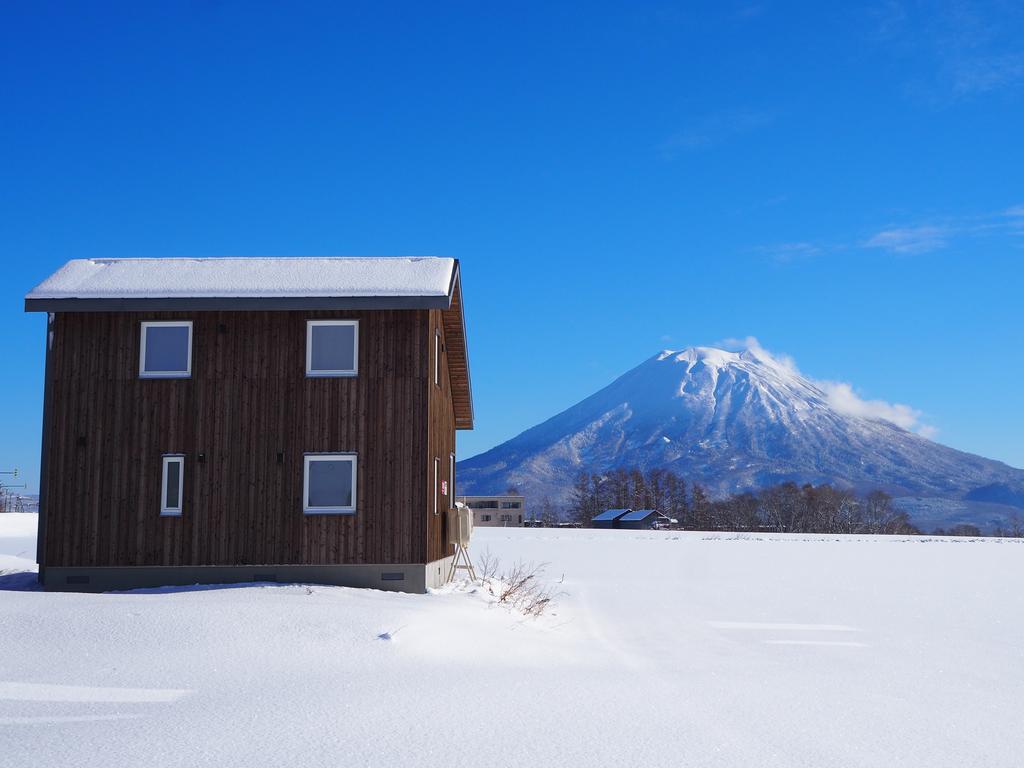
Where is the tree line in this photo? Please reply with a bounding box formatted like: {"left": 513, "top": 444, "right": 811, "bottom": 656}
{"left": 563, "top": 467, "right": 1021, "bottom": 536}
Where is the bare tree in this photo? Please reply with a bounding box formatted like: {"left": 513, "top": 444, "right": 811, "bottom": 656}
{"left": 607, "top": 468, "right": 630, "bottom": 509}
{"left": 665, "top": 472, "right": 688, "bottom": 525}
{"left": 690, "top": 483, "right": 712, "bottom": 530}
{"left": 569, "top": 472, "right": 594, "bottom": 525}
{"left": 539, "top": 496, "right": 558, "bottom": 526}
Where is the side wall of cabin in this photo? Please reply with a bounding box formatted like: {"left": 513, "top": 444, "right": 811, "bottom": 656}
{"left": 41, "top": 309, "right": 433, "bottom": 570}
{"left": 426, "top": 307, "right": 457, "bottom": 565}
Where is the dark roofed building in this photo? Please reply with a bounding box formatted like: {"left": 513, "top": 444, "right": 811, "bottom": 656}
{"left": 617, "top": 509, "right": 677, "bottom": 530}
{"left": 591, "top": 508, "right": 631, "bottom": 529}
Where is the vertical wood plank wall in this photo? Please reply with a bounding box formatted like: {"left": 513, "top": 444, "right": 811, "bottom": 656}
{"left": 42, "top": 309, "right": 437, "bottom": 568}
{"left": 426, "top": 308, "right": 457, "bottom": 563}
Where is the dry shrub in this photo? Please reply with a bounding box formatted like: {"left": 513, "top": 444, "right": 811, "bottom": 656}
{"left": 475, "top": 550, "right": 561, "bottom": 617}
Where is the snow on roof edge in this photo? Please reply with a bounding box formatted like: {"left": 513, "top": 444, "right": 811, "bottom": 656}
{"left": 26, "top": 257, "right": 457, "bottom": 300}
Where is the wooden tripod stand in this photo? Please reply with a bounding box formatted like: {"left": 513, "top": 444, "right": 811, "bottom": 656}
{"left": 447, "top": 542, "right": 477, "bottom": 583}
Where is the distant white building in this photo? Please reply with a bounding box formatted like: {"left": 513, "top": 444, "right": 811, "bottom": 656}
{"left": 456, "top": 495, "right": 525, "bottom": 527}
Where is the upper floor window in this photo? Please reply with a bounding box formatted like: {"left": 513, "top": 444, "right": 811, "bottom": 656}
{"left": 306, "top": 320, "right": 358, "bottom": 377}
{"left": 500, "top": 501, "right": 522, "bottom": 509}
{"left": 303, "top": 453, "right": 357, "bottom": 514}
{"left": 140, "top": 321, "right": 192, "bottom": 378}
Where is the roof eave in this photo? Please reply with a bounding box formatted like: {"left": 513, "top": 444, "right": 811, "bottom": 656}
{"left": 24, "top": 294, "right": 454, "bottom": 313}
{"left": 447, "top": 260, "right": 474, "bottom": 430}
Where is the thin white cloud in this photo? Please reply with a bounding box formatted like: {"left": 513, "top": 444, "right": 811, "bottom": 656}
{"left": 864, "top": 225, "right": 950, "bottom": 254}
{"left": 755, "top": 241, "right": 823, "bottom": 263}
{"left": 951, "top": 53, "right": 1024, "bottom": 94}
{"left": 761, "top": 203, "right": 1024, "bottom": 264}
{"left": 722, "top": 336, "right": 937, "bottom": 437}
{"left": 865, "top": 1, "right": 1024, "bottom": 100}
{"left": 661, "top": 110, "right": 773, "bottom": 156}
{"left": 818, "top": 380, "right": 923, "bottom": 430}
{"left": 1004, "top": 204, "right": 1024, "bottom": 230}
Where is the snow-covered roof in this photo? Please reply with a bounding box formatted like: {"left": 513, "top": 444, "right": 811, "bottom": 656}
{"left": 620, "top": 509, "right": 668, "bottom": 522}
{"left": 592, "top": 509, "right": 631, "bottom": 521}
{"left": 25, "top": 257, "right": 457, "bottom": 310}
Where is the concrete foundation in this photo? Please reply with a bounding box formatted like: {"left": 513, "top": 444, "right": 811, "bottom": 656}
{"left": 43, "top": 557, "right": 455, "bottom": 594}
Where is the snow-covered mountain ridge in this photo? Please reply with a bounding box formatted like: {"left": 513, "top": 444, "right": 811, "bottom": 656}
{"left": 458, "top": 346, "right": 1024, "bottom": 522}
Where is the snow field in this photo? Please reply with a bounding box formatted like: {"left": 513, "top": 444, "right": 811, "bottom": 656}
{"left": 2, "top": 518, "right": 1023, "bottom": 767}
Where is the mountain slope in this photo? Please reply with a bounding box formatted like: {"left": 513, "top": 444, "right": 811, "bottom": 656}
{"left": 458, "top": 347, "right": 1024, "bottom": 513}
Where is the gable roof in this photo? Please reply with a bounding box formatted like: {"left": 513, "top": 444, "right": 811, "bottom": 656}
{"left": 25, "top": 256, "right": 474, "bottom": 429}
{"left": 592, "top": 508, "right": 631, "bottom": 522}
{"left": 619, "top": 509, "right": 670, "bottom": 522}
{"left": 25, "top": 257, "right": 457, "bottom": 310}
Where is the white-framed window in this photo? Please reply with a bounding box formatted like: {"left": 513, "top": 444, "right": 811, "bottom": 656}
{"left": 449, "top": 453, "right": 455, "bottom": 504}
{"left": 160, "top": 455, "right": 185, "bottom": 516}
{"left": 433, "top": 457, "right": 440, "bottom": 515}
{"left": 434, "top": 329, "right": 441, "bottom": 386}
{"left": 306, "top": 320, "right": 358, "bottom": 377}
{"left": 303, "top": 453, "right": 357, "bottom": 514}
{"left": 140, "top": 321, "right": 192, "bottom": 378}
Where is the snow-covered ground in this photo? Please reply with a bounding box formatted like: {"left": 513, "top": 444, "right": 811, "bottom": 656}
{"left": 2, "top": 514, "right": 1023, "bottom": 767}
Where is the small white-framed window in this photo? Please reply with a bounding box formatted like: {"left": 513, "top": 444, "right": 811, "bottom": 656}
{"left": 434, "top": 329, "right": 441, "bottom": 386}
{"left": 306, "top": 320, "right": 358, "bottom": 377}
{"left": 449, "top": 453, "right": 456, "bottom": 504}
{"left": 303, "top": 453, "right": 357, "bottom": 514}
{"left": 140, "top": 321, "right": 192, "bottom": 378}
{"left": 433, "top": 457, "right": 440, "bottom": 516}
{"left": 160, "top": 455, "right": 185, "bottom": 516}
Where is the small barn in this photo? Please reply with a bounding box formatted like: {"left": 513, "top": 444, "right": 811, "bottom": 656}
{"left": 592, "top": 509, "right": 631, "bottom": 529}
{"left": 617, "top": 509, "right": 677, "bottom": 530}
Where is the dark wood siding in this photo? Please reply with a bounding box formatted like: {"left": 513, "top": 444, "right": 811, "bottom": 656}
{"left": 42, "top": 309, "right": 432, "bottom": 568}
{"left": 426, "top": 309, "right": 457, "bottom": 563}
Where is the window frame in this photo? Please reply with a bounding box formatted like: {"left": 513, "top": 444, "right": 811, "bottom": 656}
{"left": 305, "top": 320, "right": 359, "bottom": 378}
{"left": 140, "top": 321, "right": 193, "bottom": 379}
{"left": 302, "top": 453, "right": 357, "bottom": 515}
{"left": 433, "top": 457, "right": 440, "bottom": 516}
{"left": 449, "top": 453, "right": 455, "bottom": 506}
{"left": 434, "top": 328, "right": 441, "bottom": 387}
{"left": 160, "top": 454, "right": 185, "bottom": 516}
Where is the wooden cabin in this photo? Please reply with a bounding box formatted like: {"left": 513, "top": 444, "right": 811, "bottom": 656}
{"left": 25, "top": 257, "right": 473, "bottom": 592}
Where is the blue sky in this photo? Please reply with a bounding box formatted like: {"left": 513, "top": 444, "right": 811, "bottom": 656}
{"left": 2, "top": 1, "right": 1023, "bottom": 492}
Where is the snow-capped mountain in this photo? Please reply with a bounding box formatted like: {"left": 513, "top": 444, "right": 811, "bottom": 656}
{"left": 458, "top": 347, "right": 1024, "bottom": 513}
